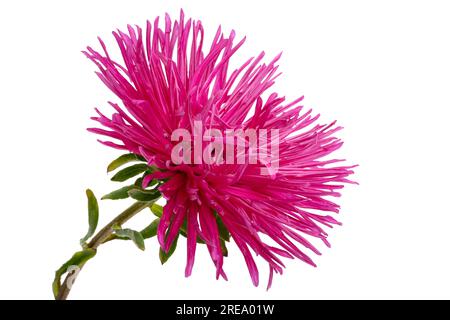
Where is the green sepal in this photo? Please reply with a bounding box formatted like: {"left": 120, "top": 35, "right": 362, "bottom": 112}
{"left": 220, "top": 239, "right": 228, "bottom": 257}
{"left": 150, "top": 203, "right": 163, "bottom": 218}
{"left": 215, "top": 212, "right": 230, "bottom": 242}
{"left": 159, "top": 235, "right": 179, "bottom": 265}
{"left": 140, "top": 218, "right": 160, "bottom": 239}
{"left": 150, "top": 205, "right": 205, "bottom": 243}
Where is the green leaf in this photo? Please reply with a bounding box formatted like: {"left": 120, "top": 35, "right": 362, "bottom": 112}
{"left": 113, "top": 227, "right": 146, "bottom": 251}
{"left": 140, "top": 218, "right": 160, "bottom": 239}
{"left": 101, "top": 185, "right": 134, "bottom": 200}
{"left": 107, "top": 153, "right": 146, "bottom": 172}
{"left": 111, "top": 164, "right": 149, "bottom": 182}
{"left": 128, "top": 188, "right": 160, "bottom": 202}
{"left": 215, "top": 213, "right": 230, "bottom": 242}
{"left": 80, "top": 189, "right": 99, "bottom": 246}
{"left": 159, "top": 235, "right": 179, "bottom": 265}
{"left": 106, "top": 218, "right": 160, "bottom": 243}
{"left": 150, "top": 203, "right": 163, "bottom": 218}
{"left": 52, "top": 248, "right": 97, "bottom": 298}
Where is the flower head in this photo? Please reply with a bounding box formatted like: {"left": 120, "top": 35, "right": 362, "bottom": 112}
{"left": 84, "top": 10, "right": 356, "bottom": 288}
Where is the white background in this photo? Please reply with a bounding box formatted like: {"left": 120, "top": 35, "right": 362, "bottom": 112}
{"left": 0, "top": 0, "right": 449, "bottom": 299}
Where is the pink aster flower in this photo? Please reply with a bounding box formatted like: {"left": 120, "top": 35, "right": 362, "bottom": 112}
{"left": 83, "top": 10, "right": 356, "bottom": 289}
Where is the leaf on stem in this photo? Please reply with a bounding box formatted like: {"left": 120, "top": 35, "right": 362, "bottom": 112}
{"left": 52, "top": 248, "right": 97, "bottom": 298}
{"left": 111, "top": 164, "right": 149, "bottom": 182}
{"left": 113, "top": 227, "right": 146, "bottom": 251}
{"left": 80, "top": 189, "right": 99, "bottom": 246}
{"left": 107, "top": 153, "right": 146, "bottom": 173}
{"left": 101, "top": 185, "right": 135, "bottom": 200}
{"left": 128, "top": 188, "right": 160, "bottom": 202}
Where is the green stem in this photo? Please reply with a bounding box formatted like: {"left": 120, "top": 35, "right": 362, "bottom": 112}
{"left": 55, "top": 201, "right": 152, "bottom": 300}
